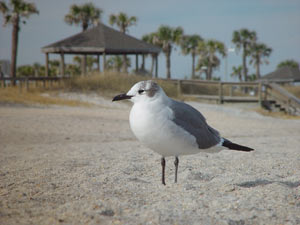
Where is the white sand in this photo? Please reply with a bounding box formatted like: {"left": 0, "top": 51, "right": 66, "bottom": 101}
{"left": 0, "top": 94, "right": 300, "bottom": 225}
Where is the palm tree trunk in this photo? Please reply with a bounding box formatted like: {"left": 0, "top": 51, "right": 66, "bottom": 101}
{"left": 256, "top": 55, "right": 260, "bottom": 79}
{"left": 208, "top": 52, "right": 213, "bottom": 80}
{"left": 82, "top": 25, "right": 88, "bottom": 76}
{"left": 242, "top": 44, "right": 248, "bottom": 81}
{"left": 242, "top": 44, "right": 248, "bottom": 93}
{"left": 205, "top": 71, "right": 209, "bottom": 80}
{"left": 11, "top": 15, "right": 20, "bottom": 86}
{"left": 207, "top": 66, "right": 212, "bottom": 80}
{"left": 192, "top": 52, "right": 195, "bottom": 79}
{"left": 166, "top": 52, "right": 171, "bottom": 79}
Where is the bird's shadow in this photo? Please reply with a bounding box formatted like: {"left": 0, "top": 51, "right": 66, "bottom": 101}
{"left": 236, "top": 179, "right": 300, "bottom": 188}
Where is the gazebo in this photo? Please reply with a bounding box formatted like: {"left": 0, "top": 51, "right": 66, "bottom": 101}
{"left": 41, "top": 23, "right": 161, "bottom": 77}
{"left": 260, "top": 66, "right": 300, "bottom": 83}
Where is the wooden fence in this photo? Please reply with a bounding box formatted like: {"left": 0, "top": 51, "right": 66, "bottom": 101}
{"left": 1, "top": 76, "right": 299, "bottom": 115}
{"left": 0, "top": 76, "right": 69, "bottom": 91}
{"left": 263, "top": 83, "right": 300, "bottom": 115}
{"left": 158, "top": 78, "right": 300, "bottom": 115}
{"left": 159, "top": 78, "right": 262, "bottom": 104}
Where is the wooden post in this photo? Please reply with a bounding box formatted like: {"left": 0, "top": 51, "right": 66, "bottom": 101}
{"left": 258, "top": 81, "right": 262, "bottom": 106}
{"left": 45, "top": 53, "right": 49, "bottom": 77}
{"left": 218, "top": 82, "right": 223, "bottom": 104}
{"left": 142, "top": 54, "right": 145, "bottom": 70}
{"left": 177, "top": 80, "right": 182, "bottom": 96}
{"left": 97, "top": 55, "right": 100, "bottom": 72}
{"left": 103, "top": 53, "right": 106, "bottom": 72}
{"left": 135, "top": 54, "right": 139, "bottom": 72}
{"left": 60, "top": 53, "right": 65, "bottom": 76}
{"left": 43, "top": 78, "right": 46, "bottom": 88}
{"left": 155, "top": 54, "right": 158, "bottom": 78}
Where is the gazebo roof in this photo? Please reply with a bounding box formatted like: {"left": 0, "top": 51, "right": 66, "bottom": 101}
{"left": 260, "top": 66, "right": 300, "bottom": 82}
{"left": 42, "top": 23, "right": 161, "bottom": 55}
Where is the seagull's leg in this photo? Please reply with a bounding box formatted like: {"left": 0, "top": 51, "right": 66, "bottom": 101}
{"left": 161, "top": 157, "right": 166, "bottom": 185}
{"left": 174, "top": 156, "right": 179, "bottom": 183}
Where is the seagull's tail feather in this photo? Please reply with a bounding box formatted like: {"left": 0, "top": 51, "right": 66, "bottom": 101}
{"left": 222, "top": 138, "right": 254, "bottom": 152}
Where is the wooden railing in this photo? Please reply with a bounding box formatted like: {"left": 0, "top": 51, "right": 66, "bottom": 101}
{"left": 263, "top": 83, "right": 300, "bottom": 115}
{"left": 1, "top": 76, "right": 299, "bottom": 115}
{"left": 158, "top": 78, "right": 300, "bottom": 115}
{"left": 0, "top": 76, "right": 70, "bottom": 91}
{"left": 159, "top": 78, "right": 262, "bottom": 104}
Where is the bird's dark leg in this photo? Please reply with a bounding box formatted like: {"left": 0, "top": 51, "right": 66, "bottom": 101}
{"left": 161, "top": 157, "right": 166, "bottom": 185}
{"left": 174, "top": 156, "right": 179, "bottom": 183}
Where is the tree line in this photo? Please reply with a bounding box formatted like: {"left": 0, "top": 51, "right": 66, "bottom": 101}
{"left": 1, "top": 0, "right": 299, "bottom": 81}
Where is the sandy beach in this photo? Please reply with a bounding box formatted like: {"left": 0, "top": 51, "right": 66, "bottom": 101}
{"left": 0, "top": 94, "right": 300, "bottom": 225}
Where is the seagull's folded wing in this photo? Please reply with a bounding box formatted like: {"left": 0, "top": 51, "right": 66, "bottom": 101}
{"left": 169, "top": 100, "right": 221, "bottom": 149}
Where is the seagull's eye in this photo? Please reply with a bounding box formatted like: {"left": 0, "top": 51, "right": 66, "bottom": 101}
{"left": 138, "top": 89, "right": 145, "bottom": 94}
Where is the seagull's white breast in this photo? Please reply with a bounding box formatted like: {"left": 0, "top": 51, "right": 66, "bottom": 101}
{"left": 129, "top": 100, "right": 200, "bottom": 157}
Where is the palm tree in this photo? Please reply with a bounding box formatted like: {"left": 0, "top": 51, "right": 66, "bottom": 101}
{"left": 277, "top": 60, "right": 299, "bottom": 69}
{"left": 180, "top": 34, "right": 203, "bottom": 79}
{"left": 196, "top": 40, "right": 226, "bottom": 80}
{"left": 66, "top": 64, "right": 80, "bottom": 76}
{"left": 232, "top": 29, "right": 257, "bottom": 81}
{"left": 73, "top": 55, "right": 98, "bottom": 73}
{"left": 106, "top": 56, "right": 131, "bottom": 72}
{"left": 109, "top": 12, "right": 137, "bottom": 73}
{"left": 64, "top": 3, "right": 102, "bottom": 31}
{"left": 0, "top": 0, "right": 38, "bottom": 85}
{"left": 49, "top": 60, "right": 60, "bottom": 76}
{"left": 153, "top": 25, "right": 184, "bottom": 79}
{"left": 142, "top": 32, "right": 157, "bottom": 77}
{"left": 249, "top": 43, "right": 272, "bottom": 79}
{"left": 231, "top": 65, "right": 243, "bottom": 82}
{"left": 109, "top": 12, "right": 137, "bottom": 33}
{"left": 65, "top": 3, "right": 102, "bottom": 75}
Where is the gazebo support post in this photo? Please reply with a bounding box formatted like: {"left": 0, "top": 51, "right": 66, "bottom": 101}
{"left": 60, "top": 52, "right": 65, "bottom": 76}
{"left": 103, "top": 53, "right": 106, "bottom": 72}
{"left": 155, "top": 54, "right": 158, "bottom": 78}
{"left": 97, "top": 55, "right": 101, "bottom": 72}
{"left": 45, "top": 53, "right": 49, "bottom": 77}
{"left": 135, "top": 54, "right": 139, "bottom": 73}
{"left": 142, "top": 54, "right": 145, "bottom": 70}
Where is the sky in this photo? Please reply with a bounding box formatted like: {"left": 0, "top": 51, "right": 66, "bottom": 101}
{"left": 0, "top": 0, "right": 300, "bottom": 80}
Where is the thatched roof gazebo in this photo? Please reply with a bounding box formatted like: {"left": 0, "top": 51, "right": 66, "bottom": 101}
{"left": 41, "top": 23, "right": 161, "bottom": 76}
{"left": 260, "top": 66, "right": 300, "bottom": 83}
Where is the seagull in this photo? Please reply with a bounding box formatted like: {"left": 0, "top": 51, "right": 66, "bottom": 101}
{"left": 113, "top": 80, "right": 254, "bottom": 185}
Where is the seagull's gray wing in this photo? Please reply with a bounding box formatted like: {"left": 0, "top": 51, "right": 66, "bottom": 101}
{"left": 169, "top": 99, "right": 221, "bottom": 149}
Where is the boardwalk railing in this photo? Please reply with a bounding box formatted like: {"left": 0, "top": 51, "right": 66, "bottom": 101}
{"left": 159, "top": 78, "right": 262, "bottom": 104}
{"left": 1, "top": 76, "right": 299, "bottom": 115}
{"left": 158, "top": 78, "right": 300, "bottom": 115}
{"left": 263, "top": 83, "right": 300, "bottom": 115}
{"left": 0, "top": 76, "right": 70, "bottom": 90}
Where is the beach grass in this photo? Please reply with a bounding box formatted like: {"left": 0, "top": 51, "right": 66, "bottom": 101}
{"left": 0, "top": 86, "right": 91, "bottom": 107}
{"left": 64, "top": 72, "right": 179, "bottom": 98}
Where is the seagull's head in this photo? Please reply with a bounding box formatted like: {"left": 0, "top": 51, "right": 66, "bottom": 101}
{"left": 112, "top": 80, "right": 165, "bottom": 103}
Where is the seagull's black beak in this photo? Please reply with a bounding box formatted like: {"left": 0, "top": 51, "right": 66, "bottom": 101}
{"left": 112, "top": 93, "right": 133, "bottom": 101}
